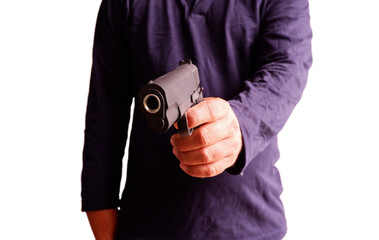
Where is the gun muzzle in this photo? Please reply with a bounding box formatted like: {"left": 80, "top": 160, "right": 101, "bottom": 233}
{"left": 143, "top": 93, "right": 161, "bottom": 114}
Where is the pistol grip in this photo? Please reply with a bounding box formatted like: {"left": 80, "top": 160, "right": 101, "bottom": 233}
{"left": 178, "top": 112, "right": 193, "bottom": 137}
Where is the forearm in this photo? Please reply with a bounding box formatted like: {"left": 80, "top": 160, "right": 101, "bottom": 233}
{"left": 86, "top": 209, "right": 118, "bottom": 240}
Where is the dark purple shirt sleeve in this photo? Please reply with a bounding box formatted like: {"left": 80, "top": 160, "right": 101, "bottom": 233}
{"left": 81, "top": 0, "right": 132, "bottom": 211}
{"left": 228, "top": 0, "right": 312, "bottom": 174}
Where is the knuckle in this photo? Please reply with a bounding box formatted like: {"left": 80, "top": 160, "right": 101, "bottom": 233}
{"left": 226, "top": 122, "right": 235, "bottom": 136}
{"left": 225, "top": 122, "right": 236, "bottom": 138}
{"left": 229, "top": 133, "right": 240, "bottom": 146}
{"left": 207, "top": 98, "right": 222, "bottom": 119}
{"left": 213, "top": 98, "right": 229, "bottom": 119}
{"left": 172, "top": 148, "right": 180, "bottom": 159}
{"left": 205, "top": 165, "right": 217, "bottom": 177}
{"left": 229, "top": 116, "right": 241, "bottom": 134}
{"left": 197, "top": 128, "right": 211, "bottom": 146}
{"left": 221, "top": 98, "right": 229, "bottom": 109}
{"left": 218, "top": 97, "right": 228, "bottom": 109}
{"left": 205, "top": 100, "right": 216, "bottom": 119}
{"left": 199, "top": 148, "right": 212, "bottom": 163}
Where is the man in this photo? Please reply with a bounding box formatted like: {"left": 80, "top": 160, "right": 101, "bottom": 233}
{"left": 82, "top": 0, "right": 312, "bottom": 239}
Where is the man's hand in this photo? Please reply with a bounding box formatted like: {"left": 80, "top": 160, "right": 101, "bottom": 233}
{"left": 170, "top": 97, "right": 243, "bottom": 178}
{"left": 86, "top": 209, "right": 118, "bottom": 240}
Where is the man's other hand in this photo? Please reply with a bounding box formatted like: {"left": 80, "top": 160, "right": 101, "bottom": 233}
{"left": 86, "top": 209, "right": 118, "bottom": 240}
{"left": 170, "top": 97, "right": 243, "bottom": 178}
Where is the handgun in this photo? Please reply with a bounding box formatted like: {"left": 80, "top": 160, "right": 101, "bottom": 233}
{"left": 137, "top": 60, "right": 204, "bottom": 137}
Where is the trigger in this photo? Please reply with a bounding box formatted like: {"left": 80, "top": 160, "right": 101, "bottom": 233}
{"left": 178, "top": 112, "right": 193, "bottom": 137}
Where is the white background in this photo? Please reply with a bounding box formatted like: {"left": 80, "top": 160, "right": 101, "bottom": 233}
{"left": 0, "top": 0, "right": 378, "bottom": 239}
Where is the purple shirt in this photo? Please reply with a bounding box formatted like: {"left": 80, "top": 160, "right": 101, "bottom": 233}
{"left": 81, "top": 0, "right": 312, "bottom": 239}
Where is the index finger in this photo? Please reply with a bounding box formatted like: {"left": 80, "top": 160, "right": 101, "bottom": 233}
{"left": 186, "top": 97, "right": 229, "bottom": 129}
